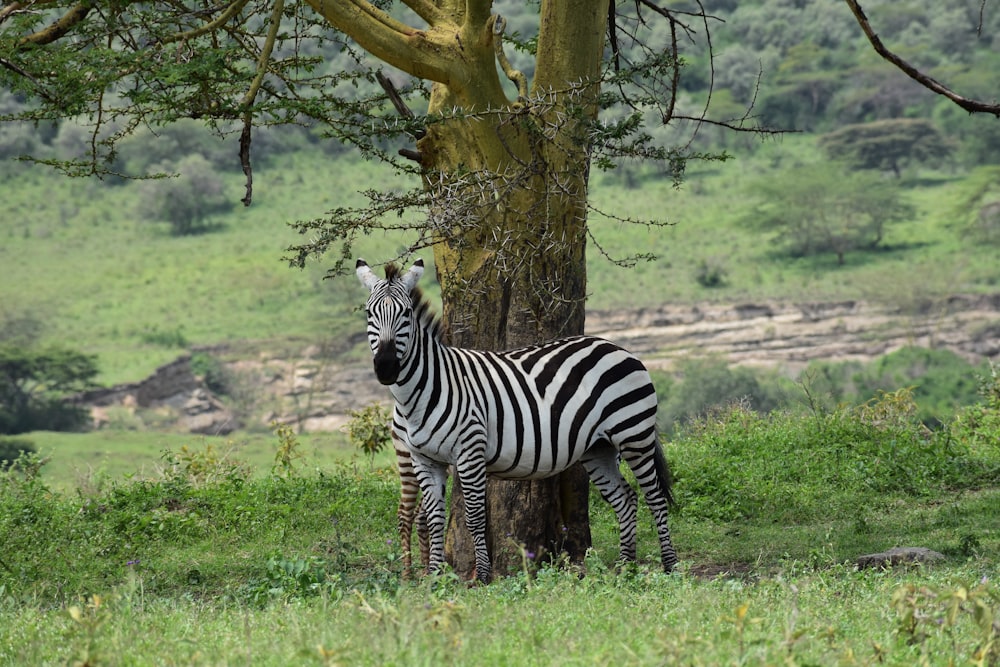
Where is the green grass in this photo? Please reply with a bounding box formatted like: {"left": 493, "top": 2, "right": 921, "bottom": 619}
{"left": 27, "top": 428, "right": 396, "bottom": 493}
{"left": 2, "top": 391, "right": 998, "bottom": 666}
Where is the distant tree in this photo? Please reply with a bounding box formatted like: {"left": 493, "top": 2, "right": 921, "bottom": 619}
{"left": 748, "top": 161, "right": 913, "bottom": 264}
{"left": 136, "top": 155, "right": 233, "bottom": 236}
{"left": 655, "top": 356, "right": 787, "bottom": 435}
{"left": 0, "top": 345, "right": 98, "bottom": 434}
{"left": 819, "top": 119, "right": 954, "bottom": 177}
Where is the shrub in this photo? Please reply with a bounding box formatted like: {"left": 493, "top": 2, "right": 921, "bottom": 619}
{"left": 668, "top": 388, "right": 983, "bottom": 524}
{"left": 0, "top": 436, "right": 35, "bottom": 470}
{"left": 346, "top": 403, "right": 393, "bottom": 465}
{"left": 655, "top": 356, "right": 790, "bottom": 435}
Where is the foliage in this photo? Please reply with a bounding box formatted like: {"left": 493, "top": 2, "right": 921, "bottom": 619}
{"left": 0, "top": 344, "right": 98, "bottom": 434}
{"left": 947, "top": 363, "right": 1000, "bottom": 456}
{"left": 667, "top": 387, "right": 997, "bottom": 524}
{"left": 270, "top": 422, "right": 303, "bottom": 477}
{"left": 802, "top": 346, "right": 989, "bottom": 428}
{"left": 652, "top": 357, "right": 790, "bottom": 435}
{"left": 892, "top": 580, "right": 1000, "bottom": 666}
{"left": 0, "top": 436, "right": 34, "bottom": 470}
{"left": 819, "top": 119, "right": 955, "bottom": 176}
{"left": 135, "top": 155, "right": 234, "bottom": 236}
{"left": 0, "top": 397, "right": 998, "bottom": 664}
{"left": 745, "top": 160, "right": 914, "bottom": 264}
{"left": 189, "top": 352, "right": 231, "bottom": 397}
{"left": 346, "top": 403, "right": 393, "bottom": 465}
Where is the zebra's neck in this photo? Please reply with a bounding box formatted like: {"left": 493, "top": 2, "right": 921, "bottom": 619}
{"left": 388, "top": 319, "right": 447, "bottom": 415}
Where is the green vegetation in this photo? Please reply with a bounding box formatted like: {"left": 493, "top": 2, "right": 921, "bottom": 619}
{"left": 0, "top": 343, "right": 98, "bottom": 434}
{"left": 2, "top": 136, "right": 998, "bottom": 388}
{"left": 2, "top": 0, "right": 999, "bottom": 660}
{"left": 1, "top": 377, "right": 997, "bottom": 665}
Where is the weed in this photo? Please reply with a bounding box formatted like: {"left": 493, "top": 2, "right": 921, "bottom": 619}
{"left": 346, "top": 403, "right": 392, "bottom": 466}
{"left": 271, "top": 422, "right": 303, "bottom": 477}
{"left": 892, "top": 579, "right": 1000, "bottom": 666}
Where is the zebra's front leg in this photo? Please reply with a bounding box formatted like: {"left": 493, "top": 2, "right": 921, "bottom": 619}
{"left": 414, "top": 458, "right": 450, "bottom": 576}
{"left": 455, "top": 445, "right": 491, "bottom": 584}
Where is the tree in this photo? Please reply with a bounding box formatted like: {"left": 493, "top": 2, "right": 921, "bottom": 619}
{"left": 137, "top": 154, "right": 233, "bottom": 235}
{"left": 819, "top": 119, "right": 954, "bottom": 177}
{"left": 2, "top": 0, "right": 996, "bottom": 580}
{"left": 2, "top": 0, "right": 730, "bottom": 578}
{"left": 0, "top": 345, "right": 98, "bottom": 434}
{"left": 842, "top": 0, "right": 1000, "bottom": 117}
{"left": 747, "top": 161, "right": 913, "bottom": 265}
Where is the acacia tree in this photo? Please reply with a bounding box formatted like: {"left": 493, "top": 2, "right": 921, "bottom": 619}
{"left": 2, "top": 0, "right": 996, "bottom": 579}
{"left": 1, "top": 0, "right": 722, "bottom": 578}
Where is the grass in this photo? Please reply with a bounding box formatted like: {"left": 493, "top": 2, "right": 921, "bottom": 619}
{"left": 26, "top": 428, "right": 396, "bottom": 494}
{"left": 2, "top": 389, "right": 998, "bottom": 666}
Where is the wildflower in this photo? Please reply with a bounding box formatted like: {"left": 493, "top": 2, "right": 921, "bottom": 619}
{"left": 126, "top": 559, "right": 140, "bottom": 566}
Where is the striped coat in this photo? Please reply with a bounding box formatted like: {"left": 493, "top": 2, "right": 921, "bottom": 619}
{"left": 357, "top": 259, "right": 678, "bottom": 582}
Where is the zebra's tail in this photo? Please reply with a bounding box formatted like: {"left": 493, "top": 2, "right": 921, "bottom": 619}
{"left": 652, "top": 442, "right": 676, "bottom": 507}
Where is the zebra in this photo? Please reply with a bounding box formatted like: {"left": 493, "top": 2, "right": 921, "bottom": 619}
{"left": 356, "top": 258, "right": 678, "bottom": 582}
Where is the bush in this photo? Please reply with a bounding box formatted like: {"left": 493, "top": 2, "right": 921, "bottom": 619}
{"left": 668, "top": 387, "right": 987, "bottom": 524}
{"left": 135, "top": 154, "right": 233, "bottom": 236}
{"left": 0, "top": 436, "right": 35, "bottom": 470}
{"left": 945, "top": 363, "right": 1000, "bottom": 473}
{"left": 802, "top": 347, "right": 987, "bottom": 428}
{"left": 654, "top": 356, "right": 790, "bottom": 435}
{"left": 0, "top": 345, "right": 98, "bottom": 434}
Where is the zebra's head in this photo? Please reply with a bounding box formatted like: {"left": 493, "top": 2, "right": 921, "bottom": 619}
{"left": 356, "top": 258, "right": 424, "bottom": 385}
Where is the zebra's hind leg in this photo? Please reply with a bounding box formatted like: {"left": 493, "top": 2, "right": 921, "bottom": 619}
{"left": 393, "top": 432, "right": 421, "bottom": 576}
{"left": 620, "top": 438, "right": 679, "bottom": 573}
{"left": 580, "top": 441, "right": 639, "bottom": 566}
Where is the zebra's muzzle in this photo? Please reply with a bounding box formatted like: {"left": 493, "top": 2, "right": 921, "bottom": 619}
{"left": 373, "top": 346, "right": 400, "bottom": 385}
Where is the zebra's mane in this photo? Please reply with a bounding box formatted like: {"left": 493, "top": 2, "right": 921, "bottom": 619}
{"left": 384, "top": 263, "right": 442, "bottom": 342}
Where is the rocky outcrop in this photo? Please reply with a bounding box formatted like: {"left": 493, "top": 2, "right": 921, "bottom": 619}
{"left": 76, "top": 294, "right": 1000, "bottom": 434}
{"left": 76, "top": 355, "right": 237, "bottom": 434}
{"left": 587, "top": 293, "right": 1000, "bottom": 371}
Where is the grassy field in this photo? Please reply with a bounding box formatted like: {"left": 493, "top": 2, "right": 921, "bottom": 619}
{"left": 3, "top": 127, "right": 999, "bottom": 665}
{"left": 25, "top": 428, "right": 394, "bottom": 494}
{"left": 2, "top": 395, "right": 998, "bottom": 665}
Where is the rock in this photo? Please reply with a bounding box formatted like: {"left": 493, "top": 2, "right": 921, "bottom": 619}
{"left": 856, "top": 547, "right": 945, "bottom": 570}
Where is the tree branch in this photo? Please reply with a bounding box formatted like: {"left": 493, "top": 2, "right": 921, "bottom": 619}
{"left": 160, "top": 0, "right": 251, "bottom": 45}
{"left": 302, "top": 0, "right": 456, "bottom": 84}
{"left": 238, "top": 0, "right": 284, "bottom": 206}
{"left": 489, "top": 15, "right": 527, "bottom": 101}
{"left": 16, "top": 1, "right": 93, "bottom": 47}
{"left": 843, "top": 0, "right": 1000, "bottom": 117}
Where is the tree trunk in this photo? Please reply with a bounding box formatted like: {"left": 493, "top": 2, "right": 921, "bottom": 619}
{"left": 407, "top": 0, "right": 608, "bottom": 582}
{"left": 418, "top": 70, "right": 600, "bottom": 579}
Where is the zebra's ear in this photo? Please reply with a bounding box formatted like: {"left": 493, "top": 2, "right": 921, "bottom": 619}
{"left": 400, "top": 259, "right": 424, "bottom": 293}
{"left": 356, "top": 259, "right": 381, "bottom": 291}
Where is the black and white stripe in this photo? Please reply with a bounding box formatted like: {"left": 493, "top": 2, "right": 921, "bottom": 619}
{"left": 357, "top": 258, "right": 678, "bottom": 582}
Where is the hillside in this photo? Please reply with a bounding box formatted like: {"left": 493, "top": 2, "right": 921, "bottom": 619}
{"left": 3, "top": 140, "right": 999, "bottom": 394}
